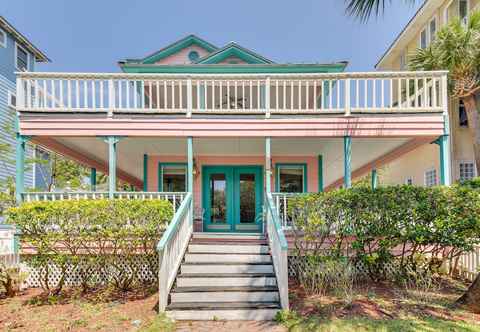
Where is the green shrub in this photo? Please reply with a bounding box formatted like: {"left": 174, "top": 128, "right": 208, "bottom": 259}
{"left": 289, "top": 185, "right": 480, "bottom": 285}
{"left": 6, "top": 199, "right": 173, "bottom": 294}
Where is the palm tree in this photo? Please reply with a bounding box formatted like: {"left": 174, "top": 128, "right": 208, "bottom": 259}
{"left": 345, "top": 0, "right": 416, "bottom": 21}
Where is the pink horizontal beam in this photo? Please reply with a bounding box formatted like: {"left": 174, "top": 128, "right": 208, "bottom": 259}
{"left": 32, "top": 137, "right": 143, "bottom": 189}
{"left": 20, "top": 116, "right": 445, "bottom": 138}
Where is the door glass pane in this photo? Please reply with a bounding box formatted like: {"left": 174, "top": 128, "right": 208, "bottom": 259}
{"left": 279, "top": 167, "right": 304, "bottom": 193}
{"left": 162, "top": 166, "right": 186, "bottom": 192}
{"left": 210, "top": 173, "right": 227, "bottom": 223}
{"left": 239, "top": 173, "right": 256, "bottom": 223}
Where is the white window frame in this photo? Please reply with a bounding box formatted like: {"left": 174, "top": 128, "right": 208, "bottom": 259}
{"left": 399, "top": 50, "right": 407, "bottom": 70}
{"left": 444, "top": 0, "right": 470, "bottom": 25}
{"left": 419, "top": 16, "right": 438, "bottom": 49}
{"left": 424, "top": 168, "right": 437, "bottom": 187}
{"left": 458, "top": 160, "right": 476, "bottom": 182}
{"left": 7, "top": 90, "right": 16, "bottom": 108}
{"left": 459, "top": 0, "right": 470, "bottom": 25}
{"left": 405, "top": 177, "right": 413, "bottom": 185}
{"left": 0, "top": 28, "right": 6, "bottom": 48}
{"left": 15, "top": 42, "right": 30, "bottom": 71}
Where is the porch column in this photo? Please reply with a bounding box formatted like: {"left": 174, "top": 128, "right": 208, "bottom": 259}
{"left": 106, "top": 136, "right": 121, "bottom": 199}
{"left": 15, "top": 134, "right": 30, "bottom": 203}
{"left": 437, "top": 135, "right": 452, "bottom": 186}
{"left": 265, "top": 137, "right": 272, "bottom": 193}
{"left": 90, "top": 168, "right": 96, "bottom": 191}
{"left": 343, "top": 136, "right": 352, "bottom": 188}
{"left": 143, "top": 154, "right": 148, "bottom": 192}
{"left": 371, "top": 169, "right": 378, "bottom": 189}
{"left": 318, "top": 155, "right": 324, "bottom": 192}
{"left": 187, "top": 137, "right": 194, "bottom": 225}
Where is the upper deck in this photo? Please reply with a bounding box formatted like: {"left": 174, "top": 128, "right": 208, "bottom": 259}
{"left": 15, "top": 70, "right": 449, "bottom": 138}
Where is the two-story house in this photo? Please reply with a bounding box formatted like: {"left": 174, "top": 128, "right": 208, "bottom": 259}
{"left": 14, "top": 34, "right": 450, "bottom": 319}
{"left": 377, "top": 0, "right": 479, "bottom": 186}
{"left": 0, "top": 16, "right": 49, "bottom": 190}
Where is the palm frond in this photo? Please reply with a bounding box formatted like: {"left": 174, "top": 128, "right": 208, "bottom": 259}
{"left": 345, "top": 0, "right": 416, "bottom": 22}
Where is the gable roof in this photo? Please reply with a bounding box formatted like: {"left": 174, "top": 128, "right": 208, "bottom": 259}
{"left": 0, "top": 16, "right": 50, "bottom": 62}
{"left": 133, "top": 34, "right": 218, "bottom": 64}
{"left": 195, "top": 42, "right": 274, "bottom": 64}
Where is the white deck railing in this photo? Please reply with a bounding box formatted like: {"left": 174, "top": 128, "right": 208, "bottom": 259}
{"left": 157, "top": 193, "right": 193, "bottom": 311}
{"left": 456, "top": 245, "right": 480, "bottom": 281}
{"left": 272, "top": 192, "right": 303, "bottom": 229}
{"left": 16, "top": 71, "right": 448, "bottom": 117}
{"left": 21, "top": 191, "right": 187, "bottom": 214}
{"left": 265, "top": 193, "right": 289, "bottom": 310}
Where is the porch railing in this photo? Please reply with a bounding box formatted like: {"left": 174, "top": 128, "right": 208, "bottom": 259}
{"left": 21, "top": 191, "right": 187, "bottom": 213}
{"left": 265, "top": 193, "right": 289, "bottom": 310}
{"left": 456, "top": 245, "right": 480, "bottom": 281}
{"left": 272, "top": 192, "right": 303, "bottom": 229}
{"left": 16, "top": 71, "right": 448, "bottom": 117}
{"left": 157, "top": 192, "right": 193, "bottom": 311}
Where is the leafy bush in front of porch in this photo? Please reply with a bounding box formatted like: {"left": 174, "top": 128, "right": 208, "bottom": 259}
{"left": 288, "top": 185, "right": 480, "bottom": 293}
{"left": 6, "top": 199, "right": 173, "bottom": 295}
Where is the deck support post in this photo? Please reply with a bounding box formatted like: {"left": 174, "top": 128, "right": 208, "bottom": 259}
{"left": 265, "top": 137, "right": 272, "bottom": 194}
{"left": 143, "top": 154, "right": 148, "bottom": 192}
{"left": 371, "top": 169, "right": 378, "bottom": 189}
{"left": 104, "top": 136, "right": 122, "bottom": 199}
{"left": 343, "top": 136, "right": 352, "bottom": 188}
{"left": 187, "top": 137, "right": 194, "bottom": 225}
{"left": 318, "top": 155, "right": 323, "bottom": 192}
{"left": 15, "top": 133, "right": 30, "bottom": 204}
{"left": 435, "top": 135, "right": 451, "bottom": 186}
{"left": 90, "top": 168, "right": 96, "bottom": 191}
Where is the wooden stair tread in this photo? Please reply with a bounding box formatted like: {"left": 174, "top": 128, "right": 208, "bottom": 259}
{"left": 178, "top": 273, "right": 276, "bottom": 278}
{"left": 166, "top": 302, "right": 280, "bottom": 310}
{"left": 172, "top": 286, "right": 278, "bottom": 293}
{"left": 181, "top": 262, "right": 273, "bottom": 266}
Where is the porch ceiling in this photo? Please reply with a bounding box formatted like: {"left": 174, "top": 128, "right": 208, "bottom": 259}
{"left": 36, "top": 136, "right": 425, "bottom": 188}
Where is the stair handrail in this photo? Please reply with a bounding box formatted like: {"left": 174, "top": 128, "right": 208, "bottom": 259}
{"left": 265, "top": 192, "right": 289, "bottom": 310}
{"left": 157, "top": 192, "right": 193, "bottom": 311}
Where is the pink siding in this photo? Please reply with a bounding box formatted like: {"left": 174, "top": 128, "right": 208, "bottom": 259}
{"left": 148, "top": 155, "right": 319, "bottom": 210}
{"left": 217, "top": 56, "right": 247, "bottom": 64}
{"left": 154, "top": 45, "right": 211, "bottom": 65}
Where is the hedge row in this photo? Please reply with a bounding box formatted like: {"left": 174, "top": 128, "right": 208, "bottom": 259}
{"left": 6, "top": 199, "right": 173, "bottom": 294}
{"left": 288, "top": 184, "right": 480, "bottom": 281}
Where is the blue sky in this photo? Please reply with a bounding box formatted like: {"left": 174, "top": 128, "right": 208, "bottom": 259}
{"left": 3, "top": 0, "right": 421, "bottom": 72}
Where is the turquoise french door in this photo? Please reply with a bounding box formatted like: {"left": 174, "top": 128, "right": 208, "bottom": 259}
{"left": 202, "top": 166, "right": 263, "bottom": 233}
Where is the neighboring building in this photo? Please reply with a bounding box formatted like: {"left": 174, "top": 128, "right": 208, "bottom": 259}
{"left": 376, "top": 0, "right": 480, "bottom": 185}
{"left": 0, "top": 16, "right": 49, "bottom": 189}
{"left": 15, "top": 34, "right": 450, "bottom": 319}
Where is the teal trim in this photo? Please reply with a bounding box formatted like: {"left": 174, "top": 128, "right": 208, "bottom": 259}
{"left": 15, "top": 134, "right": 30, "bottom": 203}
{"left": 196, "top": 43, "right": 273, "bottom": 64}
{"left": 371, "top": 169, "right": 378, "bottom": 189}
{"left": 344, "top": 136, "right": 352, "bottom": 188}
{"left": 120, "top": 63, "right": 348, "bottom": 74}
{"left": 202, "top": 165, "right": 263, "bottom": 233}
{"left": 265, "top": 193, "right": 288, "bottom": 250}
{"left": 143, "top": 154, "right": 148, "bottom": 192}
{"left": 139, "top": 35, "right": 218, "bottom": 64}
{"left": 275, "top": 163, "right": 308, "bottom": 193}
{"left": 90, "top": 168, "right": 97, "bottom": 191}
{"left": 265, "top": 137, "right": 271, "bottom": 194}
{"left": 318, "top": 155, "right": 323, "bottom": 192}
{"left": 158, "top": 162, "right": 187, "bottom": 192}
{"left": 156, "top": 193, "right": 192, "bottom": 251}
{"left": 436, "top": 135, "right": 451, "bottom": 185}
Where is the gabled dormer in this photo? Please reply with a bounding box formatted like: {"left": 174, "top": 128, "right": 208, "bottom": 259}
{"left": 195, "top": 42, "right": 273, "bottom": 64}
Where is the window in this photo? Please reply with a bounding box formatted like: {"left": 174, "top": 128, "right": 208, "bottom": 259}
{"left": 420, "top": 28, "right": 428, "bottom": 49}
{"left": 405, "top": 177, "right": 413, "bottom": 185}
{"left": 459, "top": 100, "right": 468, "bottom": 127}
{"left": 459, "top": 162, "right": 475, "bottom": 182}
{"left": 424, "top": 168, "right": 437, "bottom": 187}
{"left": 7, "top": 91, "right": 16, "bottom": 108}
{"left": 419, "top": 17, "right": 437, "bottom": 49}
{"left": 276, "top": 164, "right": 306, "bottom": 193}
{"left": 459, "top": 0, "right": 469, "bottom": 25}
{"left": 429, "top": 17, "right": 437, "bottom": 44}
{"left": 188, "top": 50, "right": 199, "bottom": 62}
{"left": 159, "top": 163, "right": 186, "bottom": 192}
{"left": 399, "top": 51, "right": 407, "bottom": 70}
{"left": 0, "top": 28, "right": 6, "bottom": 48}
{"left": 15, "top": 43, "right": 29, "bottom": 71}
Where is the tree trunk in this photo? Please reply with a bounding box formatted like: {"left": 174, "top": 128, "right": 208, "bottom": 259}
{"left": 455, "top": 94, "right": 480, "bottom": 312}
{"left": 462, "top": 95, "right": 480, "bottom": 173}
{"left": 456, "top": 274, "right": 480, "bottom": 313}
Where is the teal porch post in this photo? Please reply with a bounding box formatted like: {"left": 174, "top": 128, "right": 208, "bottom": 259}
{"left": 371, "top": 169, "right": 378, "bottom": 189}
{"left": 143, "top": 154, "right": 148, "bottom": 192}
{"left": 343, "top": 136, "right": 352, "bottom": 188}
{"left": 318, "top": 155, "right": 324, "bottom": 192}
{"left": 90, "top": 168, "right": 97, "bottom": 191}
{"left": 187, "top": 137, "right": 194, "bottom": 224}
{"left": 104, "top": 136, "right": 122, "bottom": 199}
{"left": 436, "top": 135, "right": 451, "bottom": 185}
{"left": 265, "top": 137, "right": 272, "bottom": 194}
{"left": 15, "top": 134, "right": 30, "bottom": 203}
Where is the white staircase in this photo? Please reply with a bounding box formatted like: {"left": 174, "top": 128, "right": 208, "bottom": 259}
{"left": 165, "top": 233, "right": 281, "bottom": 320}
